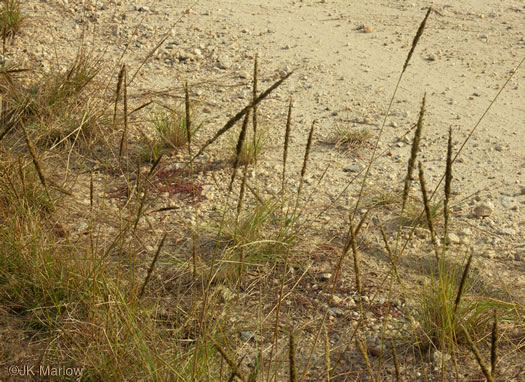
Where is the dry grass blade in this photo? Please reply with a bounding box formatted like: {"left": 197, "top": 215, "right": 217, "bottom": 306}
{"left": 289, "top": 331, "right": 298, "bottom": 382}
{"left": 323, "top": 325, "right": 331, "bottom": 382}
{"left": 402, "top": 7, "right": 432, "bottom": 73}
{"left": 391, "top": 339, "right": 402, "bottom": 382}
{"left": 348, "top": 214, "right": 362, "bottom": 295}
{"left": 354, "top": 208, "right": 370, "bottom": 238}
{"left": 418, "top": 161, "right": 440, "bottom": 262}
{"left": 462, "top": 325, "right": 495, "bottom": 382}
{"left": 401, "top": 94, "right": 425, "bottom": 211}
{"left": 139, "top": 233, "right": 167, "bottom": 298}
{"left": 213, "top": 340, "right": 248, "bottom": 382}
{"left": 355, "top": 338, "right": 375, "bottom": 380}
{"left": 379, "top": 223, "right": 401, "bottom": 283}
{"left": 192, "top": 71, "right": 293, "bottom": 161}
{"left": 20, "top": 120, "right": 52, "bottom": 204}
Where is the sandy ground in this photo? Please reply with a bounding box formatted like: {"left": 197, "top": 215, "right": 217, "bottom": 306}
{"left": 3, "top": 0, "right": 525, "bottom": 380}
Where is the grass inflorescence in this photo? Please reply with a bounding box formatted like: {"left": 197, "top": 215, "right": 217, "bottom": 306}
{"left": 1, "top": 5, "right": 524, "bottom": 382}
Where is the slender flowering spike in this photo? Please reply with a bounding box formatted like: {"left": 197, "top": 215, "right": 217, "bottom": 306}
{"left": 282, "top": 98, "right": 293, "bottom": 194}
{"left": 402, "top": 7, "right": 432, "bottom": 73}
{"left": 229, "top": 109, "right": 251, "bottom": 192}
{"left": 402, "top": 94, "right": 426, "bottom": 211}
{"left": 252, "top": 54, "right": 258, "bottom": 163}
{"left": 113, "top": 64, "right": 125, "bottom": 128}
{"left": 418, "top": 161, "right": 440, "bottom": 262}
{"left": 444, "top": 127, "right": 453, "bottom": 236}
{"left": 296, "top": 120, "right": 315, "bottom": 201}
{"left": 185, "top": 82, "right": 191, "bottom": 147}
{"left": 289, "top": 331, "right": 298, "bottom": 382}
{"left": 490, "top": 311, "right": 498, "bottom": 378}
{"left": 192, "top": 71, "right": 293, "bottom": 161}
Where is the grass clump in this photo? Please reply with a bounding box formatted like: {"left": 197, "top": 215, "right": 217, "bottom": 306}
{"left": 0, "top": 0, "right": 23, "bottom": 43}
{"left": 0, "top": 46, "right": 107, "bottom": 151}
{"left": 210, "top": 197, "right": 300, "bottom": 283}
{"left": 151, "top": 107, "right": 192, "bottom": 149}
{"left": 138, "top": 102, "right": 200, "bottom": 162}
{"left": 332, "top": 123, "right": 372, "bottom": 149}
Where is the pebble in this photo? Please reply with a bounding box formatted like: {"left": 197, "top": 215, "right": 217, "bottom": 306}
{"left": 319, "top": 272, "right": 332, "bottom": 281}
{"left": 217, "top": 55, "right": 232, "bottom": 69}
{"left": 447, "top": 232, "right": 461, "bottom": 245}
{"left": 432, "top": 350, "right": 451, "bottom": 368}
{"left": 501, "top": 197, "right": 518, "bottom": 210}
{"left": 473, "top": 201, "right": 494, "bottom": 218}
{"left": 499, "top": 227, "right": 516, "bottom": 235}
{"left": 484, "top": 250, "right": 497, "bottom": 259}
{"left": 328, "top": 306, "right": 344, "bottom": 317}
{"left": 343, "top": 164, "right": 361, "bottom": 173}
{"left": 239, "top": 331, "right": 255, "bottom": 342}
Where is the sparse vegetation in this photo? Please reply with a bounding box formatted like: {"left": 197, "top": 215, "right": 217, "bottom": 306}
{"left": 332, "top": 123, "right": 373, "bottom": 149}
{"left": 0, "top": 0, "right": 22, "bottom": 44}
{"left": 1, "top": 3, "right": 523, "bottom": 382}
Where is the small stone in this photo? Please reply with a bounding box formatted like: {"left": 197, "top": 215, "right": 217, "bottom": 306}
{"left": 327, "top": 307, "right": 344, "bottom": 317}
{"left": 447, "top": 232, "right": 461, "bottom": 245}
{"left": 484, "top": 250, "right": 497, "bottom": 259}
{"left": 217, "top": 55, "right": 232, "bottom": 69}
{"left": 201, "top": 185, "right": 215, "bottom": 200}
{"left": 473, "top": 201, "right": 494, "bottom": 218}
{"left": 499, "top": 227, "right": 516, "bottom": 235}
{"left": 427, "top": 54, "right": 436, "bottom": 61}
{"left": 432, "top": 350, "right": 451, "bottom": 368}
{"left": 239, "top": 331, "right": 255, "bottom": 342}
{"left": 74, "top": 221, "right": 89, "bottom": 233}
{"left": 501, "top": 197, "right": 518, "bottom": 210}
{"left": 460, "top": 228, "right": 472, "bottom": 236}
{"left": 319, "top": 272, "right": 332, "bottom": 281}
{"left": 343, "top": 165, "right": 361, "bottom": 173}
